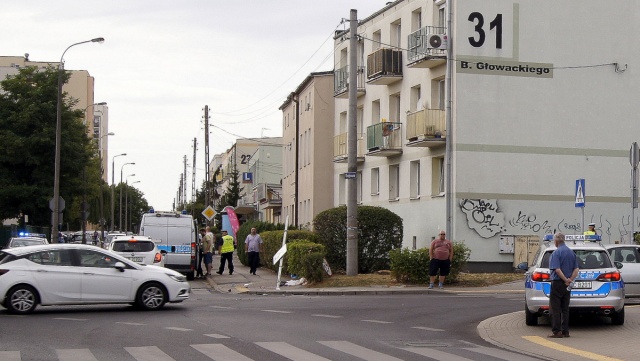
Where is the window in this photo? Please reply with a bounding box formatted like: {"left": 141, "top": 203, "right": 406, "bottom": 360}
{"left": 432, "top": 157, "right": 445, "bottom": 195}
{"left": 357, "top": 171, "right": 363, "bottom": 204}
{"left": 438, "top": 3, "right": 446, "bottom": 28}
{"left": 26, "top": 250, "right": 73, "bottom": 266}
{"left": 411, "top": 9, "right": 422, "bottom": 32}
{"left": 112, "top": 241, "right": 155, "bottom": 252}
{"left": 371, "top": 168, "right": 380, "bottom": 195}
{"left": 372, "top": 100, "right": 380, "bottom": 123}
{"left": 389, "top": 164, "right": 400, "bottom": 200}
{"left": 373, "top": 31, "right": 382, "bottom": 50}
{"left": 391, "top": 21, "right": 402, "bottom": 48}
{"left": 410, "top": 160, "right": 421, "bottom": 199}
{"left": 410, "top": 86, "right": 422, "bottom": 112}
{"left": 389, "top": 93, "right": 401, "bottom": 122}
{"left": 78, "top": 249, "right": 119, "bottom": 268}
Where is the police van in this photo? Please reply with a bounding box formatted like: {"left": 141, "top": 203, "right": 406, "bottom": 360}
{"left": 139, "top": 209, "right": 196, "bottom": 280}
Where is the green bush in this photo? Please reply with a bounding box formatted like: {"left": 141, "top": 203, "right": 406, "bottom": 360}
{"left": 390, "top": 242, "right": 471, "bottom": 284}
{"left": 313, "top": 205, "right": 403, "bottom": 273}
{"left": 287, "top": 241, "right": 326, "bottom": 283}
{"left": 235, "top": 221, "right": 285, "bottom": 265}
{"left": 259, "top": 230, "right": 320, "bottom": 274}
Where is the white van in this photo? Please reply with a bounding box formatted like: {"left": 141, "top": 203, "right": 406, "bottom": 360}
{"left": 139, "top": 210, "right": 196, "bottom": 280}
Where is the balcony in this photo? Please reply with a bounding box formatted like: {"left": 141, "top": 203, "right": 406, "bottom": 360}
{"left": 333, "top": 132, "right": 366, "bottom": 163}
{"left": 406, "top": 109, "right": 446, "bottom": 148}
{"left": 256, "top": 184, "right": 282, "bottom": 210}
{"left": 366, "top": 48, "right": 402, "bottom": 85}
{"left": 366, "top": 122, "right": 402, "bottom": 156}
{"left": 234, "top": 195, "right": 256, "bottom": 215}
{"left": 407, "top": 26, "right": 447, "bottom": 69}
{"left": 334, "top": 65, "right": 366, "bottom": 98}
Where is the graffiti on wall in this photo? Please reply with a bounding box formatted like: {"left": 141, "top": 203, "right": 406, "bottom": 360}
{"left": 460, "top": 198, "right": 638, "bottom": 243}
{"left": 459, "top": 199, "right": 506, "bottom": 238}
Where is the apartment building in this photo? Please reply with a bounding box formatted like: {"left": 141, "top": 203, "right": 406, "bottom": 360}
{"left": 280, "top": 72, "right": 335, "bottom": 229}
{"left": 0, "top": 55, "right": 110, "bottom": 181}
{"left": 333, "top": 0, "right": 640, "bottom": 271}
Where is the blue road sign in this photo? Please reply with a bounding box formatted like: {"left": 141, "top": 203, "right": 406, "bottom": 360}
{"left": 575, "top": 179, "right": 585, "bottom": 208}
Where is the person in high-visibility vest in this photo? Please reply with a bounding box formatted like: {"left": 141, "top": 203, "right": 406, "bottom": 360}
{"left": 216, "top": 230, "right": 235, "bottom": 275}
{"left": 584, "top": 223, "right": 597, "bottom": 236}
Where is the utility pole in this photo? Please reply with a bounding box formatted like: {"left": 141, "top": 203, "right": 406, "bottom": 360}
{"left": 183, "top": 155, "right": 188, "bottom": 208}
{"left": 204, "top": 106, "right": 211, "bottom": 217}
{"left": 445, "top": 0, "right": 454, "bottom": 239}
{"left": 192, "top": 137, "right": 197, "bottom": 216}
{"left": 346, "top": 9, "right": 358, "bottom": 276}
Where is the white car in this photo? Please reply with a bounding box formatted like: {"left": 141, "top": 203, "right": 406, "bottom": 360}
{"left": 108, "top": 236, "right": 164, "bottom": 267}
{"left": 605, "top": 244, "right": 640, "bottom": 298}
{"left": 0, "top": 244, "right": 190, "bottom": 314}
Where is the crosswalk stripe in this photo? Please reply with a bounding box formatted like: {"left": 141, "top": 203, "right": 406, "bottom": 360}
{"left": 192, "top": 343, "right": 254, "bottom": 361}
{"left": 204, "top": 334, "right": 231, "bottom": 339}
{"left": 464, "top": 346, "right": 541, "bottom": 361}
{"left": 56, "top": 349, "right": 99, "bottom": 361}
{"left": 311, "top": 314, "right": 343, "bottom": 318}
{"left": 411, "top": 326, "right": 445, "bottom": 332}
{"left": 319, "top": 341, "right": 403, "bottom": 361}
{"left": 400, "top": 347, "right": 473, "bottom": 361}
{"left": 0, "top": 351, "right": 20, "bottom": 361}
{"left": 256, "top": 342, "right": 331, "bottom": 361}
{"left": 125, "top": 346, "right": 176, "bottom": 361}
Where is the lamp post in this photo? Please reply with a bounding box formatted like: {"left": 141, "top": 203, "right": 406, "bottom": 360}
{"left": 128, "top": 180, "right": 140, "bottom": 233}
{"left": 52, "top": 37, "right": 105, "bottom": 243}
{"left": 83, "top": 102, "right": 107, "bottom": 126}
{"left": 120, "top": 163, "right": 135, "bottom": 231}
{"left": 124, "top": 174, "right": 135, "bottom": 233}
{"left": 110, "top": 153, "right": 126, "bottom": 231}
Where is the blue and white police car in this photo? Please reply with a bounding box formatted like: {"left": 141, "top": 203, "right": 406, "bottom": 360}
{"left": 520, "top": 234, "right": 625, "bottom": 326}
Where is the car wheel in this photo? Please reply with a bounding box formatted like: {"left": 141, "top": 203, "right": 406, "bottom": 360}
{"left": 6, "top": 285, "right": 38, "bottom": 314}
{"left": 611, "top": 308, "right": 625, "bottom": 325}
{"left": 525, "top": 304, "right": 538, "bottom": 326}
{"left": 135, "top": 282, "right": 167, "bottom": 310}
{"left": 186, "top": 271, "right": 195, "bottom": 281}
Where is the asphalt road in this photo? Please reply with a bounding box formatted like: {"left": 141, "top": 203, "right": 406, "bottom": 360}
{"left": 0, "top": 282, "right": 546, "bottom": 361}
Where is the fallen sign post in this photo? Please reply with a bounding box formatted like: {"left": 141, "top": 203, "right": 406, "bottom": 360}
{"left": 274, "top": 216, "right": 289, "bottom": 290}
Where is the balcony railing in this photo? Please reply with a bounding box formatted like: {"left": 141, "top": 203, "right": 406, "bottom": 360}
{"left": 366, "top": 48, "right": 402, "bottom": 85}
{"left": 407, "top": 26, "right": 447, "bottom": 68}
{"left": 366, "top": 122, "right": 403, "bottom": 156}
{"left": 406, "top": 109, "right": 446, "bottom": 148}
{"left": 333, "top": 132, "right": 365, "bottom": 162}
{"left": 334, "top": 65, "right": 366, "bottom": 98}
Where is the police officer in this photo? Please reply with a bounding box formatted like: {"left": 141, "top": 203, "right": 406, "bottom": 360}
{"left": 584, "top": 223, "right": 597, "bottom": 236}
{"left": 216, "top": 230, "right": 235, "bottom": 275}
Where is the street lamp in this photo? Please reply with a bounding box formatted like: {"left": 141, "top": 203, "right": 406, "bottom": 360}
{"left": 127, "top": 180, "right": 141, "bottom": 233}
{"left": 124, "top": 174, "right": 135, "bottom": 233}
{"left": 52, "top": 37, "right": 105, "bottom": 243}
{"left": 111, "top": 153, "right": 126, "bottom": 231}
{"left": 120, "top": 163, "right": 135, "bottom": 230}
{"left": 83, "top": 102, "right": 107, "bottom": 126}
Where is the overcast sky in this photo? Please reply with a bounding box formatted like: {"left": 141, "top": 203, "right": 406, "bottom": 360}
{"left": 2, "top": 1, "right": 387, "bottom": 211}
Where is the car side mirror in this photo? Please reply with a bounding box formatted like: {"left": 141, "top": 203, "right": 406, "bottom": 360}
{"left": 517, "top": 262, "right": 529, "bottom": 270}
{"left": 114, "top": 261, "right": 126, "bottom": 272}
{"left": 615, "top": 261, "right": 624, "bottom": 269}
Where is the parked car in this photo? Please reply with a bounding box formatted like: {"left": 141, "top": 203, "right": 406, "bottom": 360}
{"left": 605, "top": 244, "right": 640, "bottom": 298}
{"left": 0, "top": 244, "right": 190, "bottom": 314}
{"left": 107, "top": 235, "right": 164, "bottom": 267}
{"left": 3, "top": 235, "right": 49, "bottom": 249}
{"left": 104, "top": 232, "right": 126, "bottom": 248}
{"left": 520, "top": 234, "right": 625, "bottom": 326}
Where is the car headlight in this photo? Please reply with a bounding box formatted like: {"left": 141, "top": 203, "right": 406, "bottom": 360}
{"left": 167, "top": 273, "right": 187, "bottom": 282}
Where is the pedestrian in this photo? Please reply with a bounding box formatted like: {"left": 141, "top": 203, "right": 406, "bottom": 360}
{"left": 583, "top": 223, "right": 597, "bottom": 236}
{"left": 216, "top": 230, "right": 235, "bottom": 275}
{"left": 548, "top": 232, "right": 579, "bottom": 338}
{"left": 245, "top": 227, "right": 263, "bottom": 275}
{"left": 428, "top": 230, "right": 453, "bottom": 289}
{"left": 203, "top": 227, "right": 215, "bottom": 277}
{"left": 92, "top": 230, "right": 99, "bottom": 246}
{"left": 196, "top": 228, "right": 206, "bottom": 278}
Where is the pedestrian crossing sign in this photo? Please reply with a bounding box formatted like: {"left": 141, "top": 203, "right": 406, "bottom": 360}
{"left": 575, "top": 179, "right": 585, "bottom": 207}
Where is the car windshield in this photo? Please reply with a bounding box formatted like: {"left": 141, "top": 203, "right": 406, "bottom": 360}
{"left": 112, "top": 241, "right": 155, "bottom": 252}
{"left": 10, "top": 239, "right": 46, "bottom": 247}
{"left": 542, "top": 249, "right": 612, "bottom": 270}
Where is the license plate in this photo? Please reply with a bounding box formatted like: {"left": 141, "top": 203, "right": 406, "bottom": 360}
{"left": 573, "top": 281, "right": 592, "bottom": 289}
{"left": 128, "top": 257, "right": 143, "bottom": 263}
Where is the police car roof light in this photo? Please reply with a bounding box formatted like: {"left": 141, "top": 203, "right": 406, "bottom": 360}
{"left": 149, "top": 208, "right": 155, "bottom": 213}
{"left": 181, "top": 210, "right": 187, "bottom": 215}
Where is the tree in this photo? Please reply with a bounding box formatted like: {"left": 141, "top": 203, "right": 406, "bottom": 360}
{"left": 0, "top": 66, "right": 99, "bottom": 227}
{"left": 214, "top": 167, "right": 243, "bottom": 226}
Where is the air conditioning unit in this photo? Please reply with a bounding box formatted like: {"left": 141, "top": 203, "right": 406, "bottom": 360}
{"left": 426, "top": 34, "right": 448, "bottom": 50}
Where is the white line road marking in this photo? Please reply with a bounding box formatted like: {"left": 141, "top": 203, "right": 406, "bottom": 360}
{"left": 192, "top": 344, "right": 254, "bottom": 361}
{"left": 401, "top": 346, "right": 473, "bottom": 360}
{"left": 53, "top": 317, "right": 87, "bottom": 321}
{"left": 210, "top": 305, "right": 235, "bottom": 309}
{"left": 204, "top": 334, "right": 231, "bottom": 338}
{"left": 164, "top": 327, "right": 193, "bottom": 331}
{"left": 261, "top": 309, "right": 293, "bottom": 314}
{"left": 312, "top": 314, "right": 343, "bottom": 318}
{"left": 411, "top": 326, "right": 445, "bottom": 332}
{"left": 464, "top": 346, "right": 543, "bottom": 361}
{"left": 361, "top": 319, "right": 393, "bottom": 324}
{"left": 116, "top": 322, "right": 146, "bottom": 326}
{"left": 256, "top": 342, "right": 331, "bottom": 361}
{"left": 125, "top": 346, "right": 176, "bottom": 361}
{"left": 319, "top": 341, "right": 403, "bottom": 361}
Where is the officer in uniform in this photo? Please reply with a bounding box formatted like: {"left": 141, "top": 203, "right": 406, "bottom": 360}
{"left": 216, "top": 230, "right": 235, "bottom": 275}
{"left": 584, "top": 223, "right": 597, "bottom": 236}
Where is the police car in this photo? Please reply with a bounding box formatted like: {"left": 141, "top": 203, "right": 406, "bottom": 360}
{"left": 3, "top": 233, "right": 49, "bottom": 249}
{"left": 520, "top": 234, "right": 625, "bottom": 326}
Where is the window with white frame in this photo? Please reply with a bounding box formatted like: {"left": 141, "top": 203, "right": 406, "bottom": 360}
{"left": 373, "top": 30, "right": 382, "bottom": 50}
{"left": 411, "top": 85, "right": 422, "bottom": 112}
{"left": 391, "top": 21, "right": 402, "bottom": 48}
{"left": 371, "top": 167, "right": 380, "bottom": 195}
{"left": 411, "top": 9, "right": 422, "bottom": 32}
{"left": 389, "top": 164, "right": 400, "bottom": 200}
{"left": 410, "top": 160, "right": 421, "bottom": 199}
{"left": 390, "top": 93, "right": 401, "bottom": 122}
{"left": 432, "top": 157, "right": 445, "bottom": 195}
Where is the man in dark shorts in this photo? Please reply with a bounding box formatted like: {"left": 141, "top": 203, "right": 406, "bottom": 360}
{"left": 429, "top": 230, "right": 453, "bottom": 289}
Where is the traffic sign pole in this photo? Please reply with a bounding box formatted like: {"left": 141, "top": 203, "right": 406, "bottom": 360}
{"left": 630, "top": 142, "right": 639, "bottom": 243}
